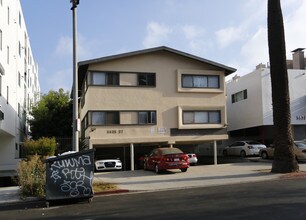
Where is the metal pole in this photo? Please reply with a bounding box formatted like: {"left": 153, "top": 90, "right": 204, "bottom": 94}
{"left": 130, "top": 143, "right": 134, "bottom": 171}
{"left": 213, "top": 140, "right": 218, "bottom": 165}
{"left": 71, "top": 0, "right": 79, "bottom": 152}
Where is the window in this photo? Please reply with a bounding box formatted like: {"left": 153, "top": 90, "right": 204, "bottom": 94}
{"left": 138, "top": 111, "right": 156, "bottom": 124}
{"left": 88, "top": 110, "right": 157, "bottom": 126}
{"left": 19, "top": 41, "right": 21, "bottom": 57}
{"left": 7, "top": 46, "right": 9, "bottom": 64}
{"left": 183, "top": 111, "right": 221, "bottom": 124}
{"left": 138, "top": 73, "right": 155, "bottom": 86}
{"left": 89, "top": 71, "right": 156, "bottom": 87}
{"left": 6, "top": 86, "right": 9, "bottom": 104}
{"left": 0, "top": 75, "right": 2, "bottom": 96}
{"left": 0, "top": 29, "right": 2, "bottom": 51}
{"left": 18, "top": 72, "right": 21, "bottom": 87}
{"left": 231, "top": 89, "right": 247, "bottom": 103}
{"left": 182, "top": 74, "right": 219, "bottom": 88}
{"left": 91, "top": 72, "right": 119, "bottom": 86}
{"left": 7, "top": 7, "right": 10, "bottom": 25}
{"left": 91, "top": 111, "right": 119, "bottom": 125}
{"left": 18, "top": 103, "right": 21, "bottom": 117}
{"left": 19, "top": 12, "right": 21, "bottom": 27}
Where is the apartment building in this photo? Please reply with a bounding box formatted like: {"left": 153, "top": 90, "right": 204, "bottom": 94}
{"left": 0, "top": 0, "right": 40, "bottom": 173}
{"left": 226, "top": 48, "right": 306, "bottom": 146}
{"left": 78, "top": 46, "right": 236, "bottom": 170}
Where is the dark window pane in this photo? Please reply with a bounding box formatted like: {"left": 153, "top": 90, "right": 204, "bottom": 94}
{"left": 182, "top": 75, "right": 193, "bottom": 87}
{"left": 106, "top": 112, "right": 119, "bottom": 124}
{"left": 138, "top": 112, "right": 148, "bottom": 124}
{"left": 138, "top": 73, "right": 156, "bottom": 86}
{"left": 107, "top": 73, "right": 119, "bottom": 85}
{"left": 147, "top": 74, "right": 155, "bottom": 86}
{"left": 208, "top": 76, "right": 219, "bottom": 88}
{"left": 138, "top": 74, "right": 147, "bottom": 85}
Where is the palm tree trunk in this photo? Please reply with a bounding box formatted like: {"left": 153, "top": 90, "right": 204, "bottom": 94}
{"left": 267, "top": 0, "right": 299, "bottom": 173}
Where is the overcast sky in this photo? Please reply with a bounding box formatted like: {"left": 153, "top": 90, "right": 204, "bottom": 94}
{"left": 20, "top": 0, "right": 306, "bottom": 94}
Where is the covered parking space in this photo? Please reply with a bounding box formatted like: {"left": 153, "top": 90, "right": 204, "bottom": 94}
{"left": 93, "top": 139, "right": 221, "bottom": 171}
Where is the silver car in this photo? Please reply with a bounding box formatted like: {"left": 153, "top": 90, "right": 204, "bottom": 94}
{"left": 223, "top": 141, "right": 266, "bottom": 157}
{"left": 95, "top": 158, "right": 122, "bottom": 171}
{"left": 187, "top": 153, "right": 198, "bottom": 165}
{"left": 259, "top": 141, "right": 306, "bottom": 161}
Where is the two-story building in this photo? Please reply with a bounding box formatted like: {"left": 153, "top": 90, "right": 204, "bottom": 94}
{"left": 0, "top": 0, "right": 40, "bottom": 175}
{"left": 226, "top": 48, "right": 306, "bottom": 146}
{"left": 78, "top": 46, "right": 236, "bottom": 170}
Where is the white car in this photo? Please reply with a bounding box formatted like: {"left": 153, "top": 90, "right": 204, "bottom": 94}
{"left": 187, "top": 153, "right": 198, "bottom": 165}
{"left": 223, "top": 141, "right": 266, "bottom": 157}
{"left": 95, "top": 159, "right": 122, "bottom": 171}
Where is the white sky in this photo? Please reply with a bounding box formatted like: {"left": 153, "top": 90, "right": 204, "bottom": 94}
{"left": 20, "top": 0, "right": 306, "bottom": 94}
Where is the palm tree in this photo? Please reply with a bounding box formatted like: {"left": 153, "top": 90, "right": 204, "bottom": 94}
{"left": 267, "top": 0, "right": 299, "bottom": 173}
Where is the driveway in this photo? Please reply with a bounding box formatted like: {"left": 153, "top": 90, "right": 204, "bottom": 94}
{"left": 94, "top": 162, "right": 305, "bottom": 191}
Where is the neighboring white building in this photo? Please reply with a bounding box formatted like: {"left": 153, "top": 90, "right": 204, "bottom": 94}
{"left": 226, "top": 48, "right": 306, "bottom": 146}
{"left": 0, "top": 0, "right": 40, "bottom": 173}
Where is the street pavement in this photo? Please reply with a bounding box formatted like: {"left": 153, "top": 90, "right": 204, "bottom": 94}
{"left": 1, "top": 160, "right": 306, "bottom": 206}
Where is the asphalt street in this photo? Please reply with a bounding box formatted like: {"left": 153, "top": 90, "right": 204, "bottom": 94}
{"left": 1, "top": 177, "right": 306, "bottom": 220}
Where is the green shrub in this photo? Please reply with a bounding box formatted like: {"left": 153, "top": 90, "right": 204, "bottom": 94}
{"left": 17, "top": 155, "right": 46, "bottom": 198}
{"left": 22, "top": 137, "right": 56, "bottom": 158}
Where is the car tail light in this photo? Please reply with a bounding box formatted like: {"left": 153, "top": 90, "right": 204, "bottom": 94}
{"left": 302, "top": 150, "right": 306, "bottom": 153}
{"left": 183, "top": 155, "right": 189, "bottom": 162}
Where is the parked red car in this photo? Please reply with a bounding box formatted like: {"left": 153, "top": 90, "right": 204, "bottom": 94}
{"left": 143, "top": 147, "right": 190, "bottom": 174}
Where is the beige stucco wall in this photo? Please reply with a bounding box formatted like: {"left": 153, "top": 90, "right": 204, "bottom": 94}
{"left": 80, "top": 51, "right": 228, "bottom": 147}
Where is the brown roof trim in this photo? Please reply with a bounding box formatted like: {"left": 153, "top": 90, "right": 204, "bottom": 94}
{"left": 79, "top": 46, "right": 236, "bottom": 74}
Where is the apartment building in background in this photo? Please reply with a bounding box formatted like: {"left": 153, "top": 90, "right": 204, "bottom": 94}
{"left": 0, "top": 0, "right": 40, "bottom": 173}
{"left": 226, "top": 48, "right": 306, "bottom": 146}
{"left": 78, "top": 46, "right": 236, "bottom": 170}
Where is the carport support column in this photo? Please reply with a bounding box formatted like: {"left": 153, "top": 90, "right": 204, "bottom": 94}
{"left": 213, "top": 140, "right": 218, "bottom": 165}
{"left": 130, "top": 143, "right": 134, "bottom": 171}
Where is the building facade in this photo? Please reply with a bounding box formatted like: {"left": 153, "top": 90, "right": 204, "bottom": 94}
{"left": 0, "top": 0, "right": 40, "bottom": 173}
{"left": 226, "top": 48, "right": 306, "bottom": 146}
{"left": 78, "top": 46, "right": 236, "bottom": 170}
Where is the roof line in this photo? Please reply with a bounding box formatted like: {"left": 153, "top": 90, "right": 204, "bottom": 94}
{"left": 78, "top": 46, "right": 236, "bottom": 74}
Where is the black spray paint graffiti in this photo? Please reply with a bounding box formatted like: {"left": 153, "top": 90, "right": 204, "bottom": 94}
{"left": 49, "top": 155, "right": 93, "bottom": 197}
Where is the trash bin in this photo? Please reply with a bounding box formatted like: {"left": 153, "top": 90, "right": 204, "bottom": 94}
{"left": 45, "top": 149, "right": 95, "bottom": 206}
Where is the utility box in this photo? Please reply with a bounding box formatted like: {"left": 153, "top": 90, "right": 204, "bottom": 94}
{"left": 45, "top": 149, "right": 95, "bottom": 205}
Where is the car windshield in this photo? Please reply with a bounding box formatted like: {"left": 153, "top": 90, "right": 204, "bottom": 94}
{"left": 295, "top": 142, "right": 306, "bottom": 148}
{"left": 246, "top": 141, "right": 262, "bottom": 145}
{"left": 161, "top": 148, "right": 183, "bottom": 155}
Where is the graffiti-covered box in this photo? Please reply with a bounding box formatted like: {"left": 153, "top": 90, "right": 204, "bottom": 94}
{"left": 45, "top": 149, "right": 95, "bottom": 201}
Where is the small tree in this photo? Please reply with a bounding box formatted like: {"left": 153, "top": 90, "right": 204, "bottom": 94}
{"left": 29, "top": 88, "right": 72, "bottom": 140}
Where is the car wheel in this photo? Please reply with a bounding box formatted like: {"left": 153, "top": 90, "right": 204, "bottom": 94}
{"left": 180, "top": 168, "right": 188, "bottom": 172}
{"left": 155, "top": 164, "right": 160, "bottom": 174}
{"left": 240, "top": 150, "right": 246, "bottom": 158}
{"left": 223, "top": 150, "right": 228, "bottom": 157}
{"left": 261, "top": 151, "right": 268, "bottom": 159}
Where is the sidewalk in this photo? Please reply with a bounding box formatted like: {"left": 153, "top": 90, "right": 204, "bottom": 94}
{"left": 1, "top": 161, "right": 306, "bottom": 206}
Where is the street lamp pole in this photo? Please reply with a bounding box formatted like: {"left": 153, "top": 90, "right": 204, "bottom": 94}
{"left": 71, "top": 0, "right": 79, "bottom": 152}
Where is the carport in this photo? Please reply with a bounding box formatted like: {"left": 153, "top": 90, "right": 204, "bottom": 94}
{"left": 93, "top": 140, "right": 219, "bottom": 171}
